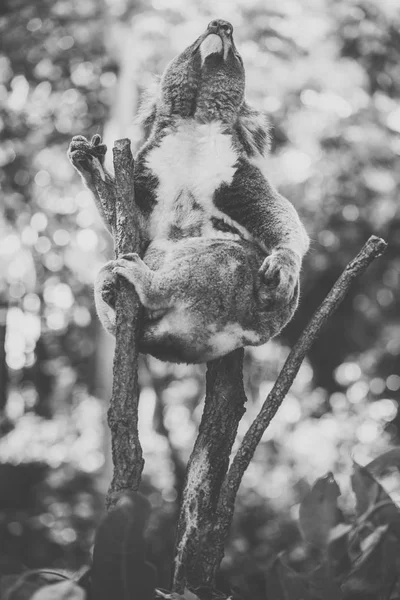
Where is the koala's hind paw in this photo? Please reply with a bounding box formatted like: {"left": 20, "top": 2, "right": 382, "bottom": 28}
{"left": 259, "top": 250, "right": 299, "bottom": 305}
{"left": 68, "top": 134, "right": 107, "bottom": 176}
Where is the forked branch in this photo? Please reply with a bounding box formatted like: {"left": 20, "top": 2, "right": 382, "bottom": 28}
{"left": 173, "top": 235, "right": 387, "bottom": 590}
{"left": 221, "top": 235, "right": 387, "bottom": 505}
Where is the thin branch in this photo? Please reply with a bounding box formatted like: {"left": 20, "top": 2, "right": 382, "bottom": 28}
{"left": 89, "top": 156, "right": 117, "bottom": 232}
{"left": 99, "top": 138, "right": 144, "bottom": 509}
{"left": 214, "top": 235, "right": 387, "bottom": 542}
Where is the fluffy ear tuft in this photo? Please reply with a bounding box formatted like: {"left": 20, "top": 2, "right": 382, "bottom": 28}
{"left": 235, "top": 102, "right": 271, "bottom": 158}
{"left": 135, "top": 77, "right": 161, "bottom": 136}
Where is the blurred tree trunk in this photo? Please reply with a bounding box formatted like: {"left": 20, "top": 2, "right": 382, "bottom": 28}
{"left": 0, "top": 293, "right": 8, "bottom": 412}
{"left": 95, "top": 8, "right": 142, "bottom": 499}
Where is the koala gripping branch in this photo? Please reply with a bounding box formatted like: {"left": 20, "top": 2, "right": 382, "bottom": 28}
{"left": 172, "top": 235, "right": 387, "bottom": 592}
{"left": 95, "top": 138, "right": 144, "bottom": 509}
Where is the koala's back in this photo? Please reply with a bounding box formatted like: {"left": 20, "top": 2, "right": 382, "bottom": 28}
{"left": 137, "top": 119, "right": 258, "bottom": 245}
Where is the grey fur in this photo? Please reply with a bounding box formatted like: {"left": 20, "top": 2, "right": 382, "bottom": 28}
{"left": 68, "top": 20, "right": 309, "bottom": 363}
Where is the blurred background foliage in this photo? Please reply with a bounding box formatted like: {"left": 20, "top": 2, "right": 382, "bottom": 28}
{"left": 0, "top": 0, "right": 400, "bottom": 596}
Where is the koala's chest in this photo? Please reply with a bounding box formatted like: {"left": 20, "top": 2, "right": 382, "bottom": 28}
{"left": 145, "top": 122, "right": 239, "bottom": 239}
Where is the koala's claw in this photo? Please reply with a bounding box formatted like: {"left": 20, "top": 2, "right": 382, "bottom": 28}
{"left": 68, "top": 134, "right": 107, "bottom": 174}
{"left": 259, "top": 251, "right": 298, "bottom": 305}
{"left": 120, "top": 253, "right": 141, "bottom": 262}
{"left": 113, "top": 254, "right": 144, "bottom": 285}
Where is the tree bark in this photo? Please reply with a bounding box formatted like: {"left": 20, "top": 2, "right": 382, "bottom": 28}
{"left": 86, "top": 138, "right": 144, "bottom": 509}
{"left": 173, "top": 350, "right": 247, "bottom": 591}
{"left": 106, "top": 140, "right": 144, "bottom": 508}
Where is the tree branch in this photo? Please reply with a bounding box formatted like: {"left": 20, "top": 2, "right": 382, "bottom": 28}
{"left": 173, "top": 350, "right": 247, "bottom": 592}
{"left": 95, "top": 138, "right": 144, "bottom": 509}
{"left": 173, "top": 235, "right": 387, "bottom": 590}
{"left": 214, "top": 235, "right": 387, "bottom": 556}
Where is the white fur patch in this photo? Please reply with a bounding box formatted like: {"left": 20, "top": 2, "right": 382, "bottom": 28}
{"left": 146, "top": 120, "right": 239, "bottom": 239}
{"left": 200, "top": 34, "right": 223, "bottom": 63}
{"left": 208, "top": 324, "right": 261, "bottom": 355}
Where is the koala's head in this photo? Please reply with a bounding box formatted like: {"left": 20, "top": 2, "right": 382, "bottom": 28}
{"left": 160, "top": 20, "right": 245, "bottom": 123}
{"left": 139, "top": 20, "right": 270, "bottom": 158}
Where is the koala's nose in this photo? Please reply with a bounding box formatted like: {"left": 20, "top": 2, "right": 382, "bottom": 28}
{"left": 207, "top": 19, "right": 233, "bottom": 35}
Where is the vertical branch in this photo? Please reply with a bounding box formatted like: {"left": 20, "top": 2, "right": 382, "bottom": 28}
{"left": 106, "top": 139, "right": 144, "bottom": 508}
{"left": 85, "top": 137, "right": 144, "bottom": 508}
{"left": 173, "top": 349, "right": 247, "bottom": 592}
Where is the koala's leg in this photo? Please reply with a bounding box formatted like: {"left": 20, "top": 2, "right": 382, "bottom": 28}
{"left": 68, "top": 134, "right": 114, "bottom": 233}
{"left": 258, "top": 247, "right": 302, "bottom": 305}
{"left": 215, "top": 167, "right": 310, "bottom": 306}
{"left": 94, "top": 262, "right": 117, "bottom": 335}
{"left": 113, "top": 254, "right": 171, "bottom": 311}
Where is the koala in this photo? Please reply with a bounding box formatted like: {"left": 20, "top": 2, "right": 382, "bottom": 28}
{"left": 68, "top": 19, "right": 309, "bottom": 363}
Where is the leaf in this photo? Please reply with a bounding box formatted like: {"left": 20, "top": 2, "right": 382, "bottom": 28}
{"left": 328, "top": 523, "right": 352, "bottom": 543}
{"left": 74, "top": 568, "right": 91, "bottom": 598}
{"left": 366, "top": 448, "right": 400, "bottom": 478}
{"left": 265, "top": 555, "right": 311, "bottom": 600}
{"left": 183, "top": 589, "right": 201, "bottom": 600}
{"left": 299, "top": 473, "right": 342, "bottom": 550}
{"left": 91, "top": 491, "right": 157, "bottom": 600}
{"left": 351, "top": 462, "right": 400, "bottom": 535}
{"left": 359, "top": 525, "right": 388, "bottom": 554}
{"left": 171, "top": 589, "right": 201, "bottom": 600}
{"left": 343, "top": 527, "right": 400, "bottom": 598}
{"left": 0, "top": 575, "right": 23, "bottom": 600}
{"left": 326, "top": 524, "right": 352, "bottom": 580}
{"left": 1, "top": 571, "right": 69, "bottom": 600}
{"left": 30, "top": 581, "right": 85, "bottom": 600}
{"left": 308, "top": 562, "right": 344, "bottom": 600}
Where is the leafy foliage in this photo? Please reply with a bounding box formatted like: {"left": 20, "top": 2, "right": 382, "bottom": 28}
{"left": 0, "top": 492, "right": 156, "bottom": 600}
{"left": 266, "top": 449, "right": 400, "bottom": 600}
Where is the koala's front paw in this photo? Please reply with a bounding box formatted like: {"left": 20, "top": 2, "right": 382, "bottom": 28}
{"left": 68, "top": 134, "right": 107, "bottom": 176}
{"left": 259, "top": 249, "right": 300, "bottom": 305}
{"left": 112, "top": 254, "right": 144, "bottom": 285}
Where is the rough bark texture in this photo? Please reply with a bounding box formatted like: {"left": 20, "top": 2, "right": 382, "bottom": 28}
{"left": 89, "top": 138, "right": 144, "bottom": 509}
{"left": 107, "top": 140, "right": 144, "bottom": 508}
{"left": 173, "top": 350, "right": 247, "bottom": 591}
{"left": 172, "top": 235, "right": 387, "bottom": 591}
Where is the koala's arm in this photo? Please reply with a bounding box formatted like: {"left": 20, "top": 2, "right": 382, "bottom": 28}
{"left": 214, "top": 161, "right": 309, "bottom": 302}
{"left": 215, "top": 162, "right": 309, "bottom": 261}
{"left": 68, "top": 135, "right": 115, "bottom": 233}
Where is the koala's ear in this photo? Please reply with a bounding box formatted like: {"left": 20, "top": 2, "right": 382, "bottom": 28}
{"left": 235, "top": 102, "right": 271, "bottom": 158}
{"left": 136, "top": 78, "right": 160, "bottom": 136}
